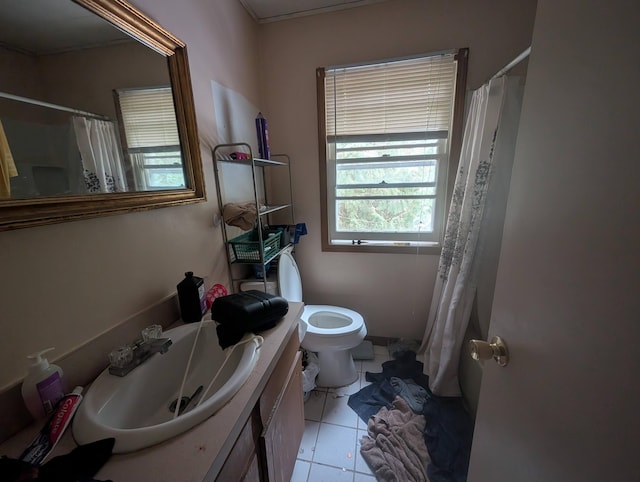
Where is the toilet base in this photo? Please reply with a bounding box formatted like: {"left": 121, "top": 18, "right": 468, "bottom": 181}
{"left": 315, "top": 349, "right": 358, "bottom": 388}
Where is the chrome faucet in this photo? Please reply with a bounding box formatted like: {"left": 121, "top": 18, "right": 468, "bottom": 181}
{"left": 108, "top": 338, "right": 172, "bottom": 377}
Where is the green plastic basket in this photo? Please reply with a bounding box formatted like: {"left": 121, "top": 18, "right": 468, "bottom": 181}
{"left": 229, "top": 229, "right": 282, "bottom": 263}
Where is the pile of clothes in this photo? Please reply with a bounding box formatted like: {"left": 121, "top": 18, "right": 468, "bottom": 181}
{"left": 348, "top": 351, "right": 474, "bottom": 482}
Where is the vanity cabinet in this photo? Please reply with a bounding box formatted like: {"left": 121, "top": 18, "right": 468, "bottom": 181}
{"left": 216, "top": 329, "right": 304, "bottom": 482}
{"left": 212, "top": 142, "right": 294, "bottom": 294}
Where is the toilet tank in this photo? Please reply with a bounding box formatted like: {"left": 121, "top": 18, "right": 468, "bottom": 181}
{"left": 239, "top": 280, "right": 278, "bottom": 295}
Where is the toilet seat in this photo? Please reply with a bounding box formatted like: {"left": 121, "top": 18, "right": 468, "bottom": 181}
{"left": 301, "top": 305, "right": 364, "bottom": 337}
{"left": 277, "top": 248, "right": 303, "bottom": 302}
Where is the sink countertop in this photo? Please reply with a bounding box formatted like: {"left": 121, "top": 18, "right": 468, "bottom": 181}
{"left": 0, "top": 302, "right": 303, "bottom": 482}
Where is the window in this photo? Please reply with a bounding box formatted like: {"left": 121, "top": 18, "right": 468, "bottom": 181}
{"left": 115, "top": 86, "right": 185, "bottom": 190}
{"left": 318, "top": 49, "right": 467, "bottom": 251}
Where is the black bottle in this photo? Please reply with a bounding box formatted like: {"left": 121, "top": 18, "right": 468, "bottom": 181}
{"left": 177, "top": 272, "right": 206, "bottom": 323}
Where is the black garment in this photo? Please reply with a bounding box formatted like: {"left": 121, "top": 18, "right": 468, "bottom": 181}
{"left": 422, "top": 396, "right": 473, "bottom": 482}
{"left": 0, "top": 438, "right": 115, "bottom": 482}
{"left": 347, "top": 378, "right": 396, "bottom": 423}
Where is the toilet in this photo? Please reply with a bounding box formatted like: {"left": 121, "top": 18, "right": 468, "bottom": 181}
{"left": 277, "top": 247, "right": 367, "bottom": 387}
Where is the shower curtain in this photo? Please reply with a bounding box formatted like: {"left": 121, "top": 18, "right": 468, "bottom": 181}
{"left": 72, "top": 116, "right": 127, "bottom": 193}
{"left": 420, "top": 75, "right": 524, "bottom": 397}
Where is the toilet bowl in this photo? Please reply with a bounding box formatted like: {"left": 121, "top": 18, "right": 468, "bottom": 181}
{"left": 278, "top": 247, "right": 367, "bottom": 387}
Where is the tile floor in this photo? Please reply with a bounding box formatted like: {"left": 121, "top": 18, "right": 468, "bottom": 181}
{"left": 291, "top": 345, "right": 392, "bottom": 482}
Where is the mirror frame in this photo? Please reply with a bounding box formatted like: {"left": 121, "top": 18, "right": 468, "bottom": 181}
{"left": 0, "top": 0, "right": 206, "bottom": 231}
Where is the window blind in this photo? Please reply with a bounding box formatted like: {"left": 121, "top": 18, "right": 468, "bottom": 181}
{"left": 325, "top": 53, "right": 457, "bottom": 138}
{"left": 117, "top": 87, "right": 179, "bottom": 148}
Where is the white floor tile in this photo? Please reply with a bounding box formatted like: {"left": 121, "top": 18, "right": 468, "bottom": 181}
{"left": 353, "top": 473, "right": 376, "bottom": 482}
{"left": 307, "top": 463, "right": 355, "bottom": 482}
{"left": 355, "top": 430, "right": 375, "bottom": 476}
{"left": 313, "top": 423, "right": 357, "bottom": 470}
{"left": 291, "top": 459, "right": 311, "bottom": 482}
{"left": 322, "top": 393, "right": 359, "bottom": 428}
{"left": 298, "top": 420, "right": 321, "bottom": 461}
{"left": 329, "top": 377, "right": 361, "bottom": 397}
{"left": 305, "top": 390, "right": 327, "bottom": 422}
{"left": 360, "top": 357, "right": 388, "bottom": 375}
{"left": 357, "top": 414, "right": 368, "bottom": 431}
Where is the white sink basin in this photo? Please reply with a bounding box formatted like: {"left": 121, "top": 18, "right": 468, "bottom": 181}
{"left": 72, "top": 321, "right": 261, "bottom": 453}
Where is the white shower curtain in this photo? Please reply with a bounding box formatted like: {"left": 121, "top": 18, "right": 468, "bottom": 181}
{"left": 72, "top": 116, "right": 127, "bottom": 193}
{"left": 420, "top": 75, "right": 524, "bottom": 397}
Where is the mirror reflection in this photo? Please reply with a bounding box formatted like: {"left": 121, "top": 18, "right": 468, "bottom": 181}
{"left": 0, "top": 0, "right": 186, "bottom": 200}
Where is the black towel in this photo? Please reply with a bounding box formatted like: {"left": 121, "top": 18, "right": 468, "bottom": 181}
{"left": 37, "top": 438, "right": 114, "bottom": 482}
{"left": 0, "top": 438, "right": 114, "bottom": 482}
{"left": 216, "top": 322, "right": 246, "bottom": 349}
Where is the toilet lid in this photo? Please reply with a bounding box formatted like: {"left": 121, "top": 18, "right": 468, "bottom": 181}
{"left": 277, "top": 249, "right": 303, "bottom": 302}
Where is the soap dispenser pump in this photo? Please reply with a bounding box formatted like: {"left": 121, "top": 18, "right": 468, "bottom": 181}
{"left": 21, "top": 348, "right": 65, "bottom": 419}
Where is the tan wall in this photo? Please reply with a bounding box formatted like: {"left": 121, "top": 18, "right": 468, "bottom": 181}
{"left": 40, "top": 41, "right": 171, "bottom": 119}
{"left": 0, "top": 0, "right": 260, "bottom": 392}
{"left": 258, "top": 0, "right": 537, "bottom": 342}
{"left": 0, "top": 47, "right": 47, "bottom": 121}
{"left": 0, "top": 46, "right": 42, "bottom": 98}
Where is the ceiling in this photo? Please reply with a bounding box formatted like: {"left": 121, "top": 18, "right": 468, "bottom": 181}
{"left": 239, "top": 0, "right": 389, "bottom": 23}
{"left": 0, "top": 0, "right": 388, "bottom": 55}
{"left": 0, "top": 0, "right": 132, "bottom": 55}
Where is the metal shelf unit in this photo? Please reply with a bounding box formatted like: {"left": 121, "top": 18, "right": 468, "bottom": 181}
{"left": 213, "top": 142, "right": 294, "bottom": 293}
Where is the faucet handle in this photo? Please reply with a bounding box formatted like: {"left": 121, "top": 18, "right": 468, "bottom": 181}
{"left": 108, "top": 345, "right": 134, "bottom": 368}
{"left": 141, "top": 324, "right": 163, "bottom": 342}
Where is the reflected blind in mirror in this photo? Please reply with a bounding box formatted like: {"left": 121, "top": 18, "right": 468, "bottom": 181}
{"left": 116, "top": 87, "right": 179, "bottom": 148}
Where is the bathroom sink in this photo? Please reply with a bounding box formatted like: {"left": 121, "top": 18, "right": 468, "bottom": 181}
{"left": 72, "top": 320, "right": 261, "bottom": 453}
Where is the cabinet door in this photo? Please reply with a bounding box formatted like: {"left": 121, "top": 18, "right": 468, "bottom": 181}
{"left": 261, "top": 351, "right": 304, "bottom": 482}
{"left": 216, "top": 408, "right": 261, "bottom": 482}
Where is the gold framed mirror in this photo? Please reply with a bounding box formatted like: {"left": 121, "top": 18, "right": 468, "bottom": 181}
{"left": 0, "top": 0, "right": 205, "bottom": 231}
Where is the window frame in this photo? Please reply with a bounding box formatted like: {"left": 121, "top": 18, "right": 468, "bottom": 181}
{"left": 317, "top": 48, "right": 468, "bottom": 254}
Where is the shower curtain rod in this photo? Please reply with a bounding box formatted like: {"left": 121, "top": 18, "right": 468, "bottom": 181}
{"left": 0, "top": 91, "right": 111, "bottom": 121}
{"left": 491, "top": 47, "right": 531, "bottom": 80}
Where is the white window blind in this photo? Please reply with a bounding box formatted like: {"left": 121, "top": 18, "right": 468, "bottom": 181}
{"left": 322, "top": 52, "right": 459, "bottom": 247}
{"left": 117, "top": 87, "right": 179, "bottom": 149}
{"left": 325, "top": 54, "right": 457, "bottom": 138}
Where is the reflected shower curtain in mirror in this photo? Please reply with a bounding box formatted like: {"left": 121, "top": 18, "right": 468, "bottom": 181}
{"left": 419, "top": 76, "right": 524, "bottom": 396}
{"left": 72, "top": 116, "right": 127, "bottom": 193}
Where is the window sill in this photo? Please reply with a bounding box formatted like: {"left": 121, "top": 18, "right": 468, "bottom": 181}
{"left": 323, "top": 240, "right": 442, "bottom": 255}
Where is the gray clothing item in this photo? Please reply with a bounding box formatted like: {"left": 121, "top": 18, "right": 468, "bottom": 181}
{"left": 390, "top": 377, "right": 429, "bottom": 413}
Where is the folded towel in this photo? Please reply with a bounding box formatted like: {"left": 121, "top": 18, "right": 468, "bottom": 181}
{"left": 223, "top": 202, "right": 257, "bottom": 230}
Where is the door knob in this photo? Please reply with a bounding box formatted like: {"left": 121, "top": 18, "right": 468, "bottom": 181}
{"left": 469, "top": 336, "right": 509, "bottom": 367}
